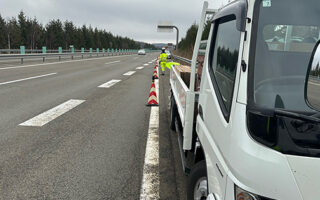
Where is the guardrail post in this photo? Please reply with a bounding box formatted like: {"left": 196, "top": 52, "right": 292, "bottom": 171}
{"left": 102, "top": 48, "right": 105, "bottom": 56}
{"left": 20, "top": 46, "right": 25, "bottom": 55}
{"left": 42, "top": 46, "right": 46, "bottom": 62}
{"left": 20, "top": 46, "right": 25, "bottom": 64}
{"left": 89, "top": 48, "right": 92, "bottom": 57}
{"left": 96, "top": 48, "right": 99, "bottom": 57}
{"left": 81, "top": 47, "right": 84, "bottom": 59}
{"left": 58, "top": 47, "right": 62, "bottom": 61}
{"left": 42, "top": 46, "right": 46, "bottom": 54}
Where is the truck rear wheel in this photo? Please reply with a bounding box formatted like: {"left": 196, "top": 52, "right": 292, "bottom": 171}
{"left": 187, "top": 160, "right": 208, "bottom": 200}
{"left": 170, "top": 94, "right": 177, "bottom": 131}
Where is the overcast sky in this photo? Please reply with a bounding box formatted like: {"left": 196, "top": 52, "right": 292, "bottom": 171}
{"left": 0, "top": 0, "right": 223, "bottom": 44}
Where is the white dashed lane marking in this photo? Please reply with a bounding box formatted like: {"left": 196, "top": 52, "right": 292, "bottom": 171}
{"left": 19, "top": 99, "right": 85, "bottom": 127}
{"left": 123, "top": 71, "right": 136, "bottom": 76}
{"left": 98, "top": 79, "right": 122, "bottom": 88}
{"left": 144, "top": 63, "right": 149, "bottom": 66}
{"left": 136, "top": 66, "right": 144, "bottom": 70}
{"left": 140, "top": 79, "right": 160, "bottom": 200}
{"left": 0, "top": 73, "right": 57, "bottom": 86}
{"left": 105, "top": 60, "right": 120, "bottom": 65}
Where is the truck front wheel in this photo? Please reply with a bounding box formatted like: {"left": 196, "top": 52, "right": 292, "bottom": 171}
{"left": 187, "top": 160, "right": 208, "bottom": 200}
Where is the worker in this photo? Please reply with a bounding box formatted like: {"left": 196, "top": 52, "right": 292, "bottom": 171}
{"left": 159, "top": 48, "right": 167, "bottom": 75}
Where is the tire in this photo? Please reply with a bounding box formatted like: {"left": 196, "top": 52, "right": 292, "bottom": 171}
{"left": 170, "top": 94, "right": 177, "bottom": 130}
{"left": 187, "top": 160, "right": 208, "bottom": 200}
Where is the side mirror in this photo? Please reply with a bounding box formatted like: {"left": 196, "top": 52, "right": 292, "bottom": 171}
{"left": 306, "top": 41, "right": 320, "bottom": 111}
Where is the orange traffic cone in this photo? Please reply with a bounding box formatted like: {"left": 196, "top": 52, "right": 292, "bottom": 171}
{"left": 147, "top": 82, "right": 158, "bottom": 106}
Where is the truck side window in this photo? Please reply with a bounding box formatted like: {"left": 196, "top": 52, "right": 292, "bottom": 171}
{"left": 209, "top": 17, "right": 241, "bottom": 119}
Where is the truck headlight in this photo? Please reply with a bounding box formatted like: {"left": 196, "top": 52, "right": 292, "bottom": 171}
{"left": 235, "top": 185, "right": 274, "bottom": 200}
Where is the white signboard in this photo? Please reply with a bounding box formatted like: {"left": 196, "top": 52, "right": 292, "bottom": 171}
{"left": 157, "top": 21, "right": 173, "bottom": 32}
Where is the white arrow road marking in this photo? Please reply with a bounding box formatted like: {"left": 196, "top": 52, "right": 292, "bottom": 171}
{"left": 0, "top": 73, "right": 57, "bottom": 86}
{"left": 19, "top": 99, "right": 85, "bottom": 127}
{"left": 136, "top": 66, "right": 144, "bottom": 70}
{"left": 140, "top": 79, "right": 159, "bottom": 200}
{"left": 105, "top": 60, "right": 120, "bottom": 65}
{"left": 98, "top": 79, "right": 121, "bottom": 88}
{"left": 123, "top": 71, "right": 136, "bottom": 76}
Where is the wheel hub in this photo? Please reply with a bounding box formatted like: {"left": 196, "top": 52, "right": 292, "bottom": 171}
{"left": 194, "top": 177, "right": 208, "bottom": 200}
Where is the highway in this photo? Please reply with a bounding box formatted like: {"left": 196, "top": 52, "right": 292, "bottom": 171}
{"left": 0, "top": 54, "right": 186, "bottom": 199}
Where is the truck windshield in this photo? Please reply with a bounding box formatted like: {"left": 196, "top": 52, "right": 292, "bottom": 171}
{"left": 250, "top": 0, "right": 320, "bottom": 112}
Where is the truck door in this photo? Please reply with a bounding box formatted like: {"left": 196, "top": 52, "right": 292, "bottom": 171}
{"left": 196, "top": 14, "right": 242, "bottom": 199}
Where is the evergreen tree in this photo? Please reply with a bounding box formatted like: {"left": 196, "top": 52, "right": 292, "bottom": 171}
{"left": 0, "top": 15, "right": 6, "bottom": 49}
{"left": 7, "top": 18, "right": 22, "bottom": 49}
{"left": 18, "top": 11, "right": 27, "bottom": 46}
{"left": 0, "top": 11, "right": 155, "bottom": 51}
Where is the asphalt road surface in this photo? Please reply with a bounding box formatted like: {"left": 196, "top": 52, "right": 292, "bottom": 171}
{"left": 0, "top": 54, "right": 186, "bottom": 199}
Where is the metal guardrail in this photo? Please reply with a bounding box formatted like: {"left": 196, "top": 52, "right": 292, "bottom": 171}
{"left": 0, "top": 51, "right": 134, "bottom": 64}
{"left": 172, "top": 55, "right": 192, "bottom": 64}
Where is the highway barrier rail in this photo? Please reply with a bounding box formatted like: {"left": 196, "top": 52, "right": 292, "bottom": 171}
{"left": 0, "top": 48, "right": 159, "bottom": 64}
{"left": 0, "top": 49, "right": 137, "bottom": 64}
{"left": 172, "top": 54, "right": 192, "bottom": 65}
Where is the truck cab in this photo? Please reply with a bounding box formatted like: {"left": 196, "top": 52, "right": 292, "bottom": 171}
{"left": 170, "top": 0, "right": 320, "bottom": 199}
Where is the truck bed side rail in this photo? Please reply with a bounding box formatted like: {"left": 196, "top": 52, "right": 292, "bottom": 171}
{"left": 170, "top": 65, "right": 190, "bottom": 125}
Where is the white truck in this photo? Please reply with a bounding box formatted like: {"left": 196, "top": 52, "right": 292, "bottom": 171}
{"left": 169, "top": 0, "right": 320, "bottom": 200}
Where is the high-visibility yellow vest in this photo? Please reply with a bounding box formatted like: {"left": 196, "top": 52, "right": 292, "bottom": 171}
{"left": 166, "top": 62, "right": 180, "bottom": 70}
{"left": 160, "top": 53, "right": 167, "bottom": 62}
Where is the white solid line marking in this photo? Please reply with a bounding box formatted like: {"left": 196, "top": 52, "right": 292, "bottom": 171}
{"left": 105, "top": 60, "right": 120, "bottom": 65}
{"left": 140, "top": 79, "right": 159, "bottom": 200}
{"left": 123, "top": 71, "right": 136, "bottom": 76}
{"left": 310, "top": 81, "right": 320, "bottom": 86}
{"left": 19, "top": 99, "right": 85, "bottom": 127}
{"left": 136, "top": 66, "right": 144, "bottom": 70}
{"left": 0, "top": 73, "right": 57, "bottom": 86}
{"left": 98, "top": 79, "right": 121, "bottom": 88}
{"left": 144, "top": 63, "right": 149, "bottom": 66}
{"left": 1, "top": 64, "right": 15, "bottom": 67}
{"left": 0, "top": 55, "right": 131, "bottom": 70}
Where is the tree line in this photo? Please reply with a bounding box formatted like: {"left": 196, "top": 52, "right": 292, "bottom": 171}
{"left": 311, "top": 63, "right": 320, "bottom": 77}
{"left": 175, "top": 20, "right": 211, "bottom": 58}
{"left": 0, "top": 11, "right": 155, "bottom": 50}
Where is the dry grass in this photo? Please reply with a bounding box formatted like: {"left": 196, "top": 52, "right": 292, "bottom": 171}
{"left": 172, "top": 46, "right": 193, "bottom": 60}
